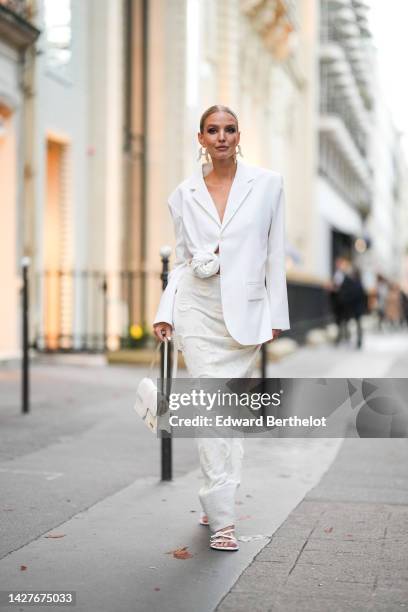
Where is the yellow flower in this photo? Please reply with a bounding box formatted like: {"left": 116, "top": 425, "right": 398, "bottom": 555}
{"left": 130, "top": 324, "right": 144, "bottom": 340}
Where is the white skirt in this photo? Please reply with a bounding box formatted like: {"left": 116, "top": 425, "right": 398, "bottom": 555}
{"left": 173, "top": 266, "right": 262, "bottom": 532}
{"left": 173, "top": 266, "right": 261, "bottom": 378}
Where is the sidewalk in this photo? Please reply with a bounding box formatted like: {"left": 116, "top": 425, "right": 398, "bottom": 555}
{"left": 0, "top": 430, "right": 341, "bottom": 611}
{"left": 217, "top": 435, "right": 408, "bottom": 612}
{"left": 0, "top": 329, "right": 407, "bottom": 611}
{"left": 0, "top": 357, "right": 342, "bottom": 612}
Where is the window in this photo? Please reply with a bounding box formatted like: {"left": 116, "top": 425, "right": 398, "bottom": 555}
{"left": 43, "top": 0, "right": 72, "bottom": 73}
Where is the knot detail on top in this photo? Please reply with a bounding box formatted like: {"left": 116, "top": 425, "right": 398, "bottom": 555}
{"left": 190, "top": 250, "right": 220, "bottom": 278}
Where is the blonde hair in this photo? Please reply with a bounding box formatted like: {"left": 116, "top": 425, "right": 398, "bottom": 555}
{"left": 199, "top": 105, "right": 239, "bottom": 133}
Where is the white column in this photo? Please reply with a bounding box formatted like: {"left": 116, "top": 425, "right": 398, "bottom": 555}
{"left": 146, "top": 0, "right": 188, "bottom": 327}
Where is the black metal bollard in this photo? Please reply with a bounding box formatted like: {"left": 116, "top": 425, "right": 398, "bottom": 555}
{"left": 159, "top": 246, "right": 173, "bottom": 481}
{"left": 21, "top": 257, "right": 30, "bottom": 414}
{"left": 102, "top": 275, "right": 108, "bottom": 352}
{"left": 261, "top": 343, "right": 267, "bottom": 379}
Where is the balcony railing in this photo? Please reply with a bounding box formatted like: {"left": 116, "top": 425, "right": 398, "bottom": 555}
{"left": 321, "top": 19, "right": 373, "bottom": 110}
{"left": 319, "top": 132, "right": 371, "bottom": 212}
{"left": 320, "top": 91, "right": 367, "bottom": 158}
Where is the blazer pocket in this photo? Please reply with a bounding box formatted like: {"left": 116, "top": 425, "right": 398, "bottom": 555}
{"left": 246, "top": 281, "right": 265, "bottom": 301}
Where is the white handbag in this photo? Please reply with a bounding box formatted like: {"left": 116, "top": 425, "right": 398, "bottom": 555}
{"left": 133, "top": 337, "right": 178, "bottom": 433}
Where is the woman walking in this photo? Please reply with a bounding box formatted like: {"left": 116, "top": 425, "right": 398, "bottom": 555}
{"left": 152, "top": 105, "right": 290, "bottom": 551}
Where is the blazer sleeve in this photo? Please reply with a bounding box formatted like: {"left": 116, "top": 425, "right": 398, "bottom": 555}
{"left": 265, "top": 175, "right": 290, "bottom": 331}
{"left": 152, "top": 192, "right": 190, "bottom": 327}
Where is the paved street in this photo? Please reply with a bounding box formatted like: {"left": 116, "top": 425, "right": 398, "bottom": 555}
{"left": 217, "top": 436, "right": 408, "bottom": 612}
{"left": 266, "top": 326, "right": 408, "bottom": 378}
{"left": 0, "top": 328, "right": 407, "bottom": 611}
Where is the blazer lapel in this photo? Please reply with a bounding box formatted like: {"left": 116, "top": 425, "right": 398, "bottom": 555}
{"left": 187, "top": 164, "right": 221, "bottom": 227}
{"left": 187, "top": 159, "right": 257, "bottom": 231}
{"left": 221, "top": 160, "right": 256, "bottom": 232}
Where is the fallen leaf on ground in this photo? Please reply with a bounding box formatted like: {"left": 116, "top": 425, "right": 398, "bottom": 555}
{"left": 20, "top": 565, "right": 27, "bottom": 571}
{"left": 166, "top": 546, "right": 187, "bottom": 554}
{"left": 323, "top": 527, "right": 333, "bottom": 533}
{"left": 237, "top": 515, "right": 252, "bottom": 521}
{"left": 174, "top": 548, "right": 193, "bottom": 559}
{"left": 154, "top": 587, "right": 160, "bottom": 591}
{"left": 165, "top": 546, "right": 193, "bottom": 559}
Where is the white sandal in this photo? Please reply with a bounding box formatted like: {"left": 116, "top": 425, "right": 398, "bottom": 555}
{"left": 210, "top": 528, "right": 239, "bottom": 551}
{"left": 199, "top": 512, "right": 209, "bottom": 526}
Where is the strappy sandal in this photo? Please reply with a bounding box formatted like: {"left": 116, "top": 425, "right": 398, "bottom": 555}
{"left": 210, "top": 528, "right": 239, "bottom": 551}
{"left": 199, "top": 512, "right": 209, "bottom": 526}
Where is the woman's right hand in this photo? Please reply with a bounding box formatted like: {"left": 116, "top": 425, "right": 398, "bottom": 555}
{"left": 153, "top": 322, "right": 173, "bottom": 342}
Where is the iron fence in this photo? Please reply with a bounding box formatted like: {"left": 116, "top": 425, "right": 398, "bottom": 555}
{"left": 32, "top": 269, "right": 333, "bottom": 353}
{"left": 286, "top": 281, "right": 334, "bottom": 343}
{"left": 33, "top": 270, "right": 150, "bottom": 353}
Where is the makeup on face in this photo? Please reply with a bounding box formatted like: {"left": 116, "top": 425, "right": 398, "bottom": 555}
{"left": 206, "top": 124, "right": 237, "bottom": 134}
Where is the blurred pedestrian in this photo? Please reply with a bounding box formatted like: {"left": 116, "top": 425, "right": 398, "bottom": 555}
{"left": 401, "top": 290, "right": 408, "bottom": 327}
{"left": 330, "top": 256, "right": 348, "bottom": 343}
{"left": 349, "top": 268, "right": 367, "bottom": 349}
{"left": 331, "top": 257, "right": 366, "bottom": 349}
{"left": 376, "top": 274, "right": 388, "bottom": 331}
{"left": 385, "top": 282, "right": 402, "bottom": 329}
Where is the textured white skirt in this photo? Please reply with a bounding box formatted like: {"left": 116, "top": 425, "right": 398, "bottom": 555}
{"left": 173, "top": 265, "right": 262, "bottom": 532}
{"left": 173, "top": 266, "right": 261, "bottom": 378}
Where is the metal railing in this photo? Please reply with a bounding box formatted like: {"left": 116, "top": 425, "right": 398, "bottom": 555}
{"left": 320, "top": 19, "right": 373, "bottom": 110}
{"left": 32, "top": 268, "right": 333, "bottom": 353}
{"left": 286, "top": 282, "right": 334, "bottom": 343}
{"left": 320, "top": 85, "right": 367, "bottom": 157}
{"left": 318, "top": 132, "right": 371, "bottom": 211}
{"left": 33, "top": 269, "right": 148, "bottom": 353}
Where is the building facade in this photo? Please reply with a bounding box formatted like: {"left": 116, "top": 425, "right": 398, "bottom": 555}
{"left": 29, "top": 0, "right": 125, "bottom": 352}
{"left": 145, "top": 0, "right": 321, "bottom": 337}
{"left": 4, "top": 0, "right": 407, "bottom": 357}
{"left": 366, "top": 67, "right": 408, "bottom": 285}
{"left": 0, "top": 0, "right": 39, "bottom": 359}
{"left": 317, "top": 0, "right": 374, "bottom": 279}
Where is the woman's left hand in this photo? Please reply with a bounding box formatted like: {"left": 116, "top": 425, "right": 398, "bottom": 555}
{"left": 267, "top": 329, "right": 282, "bottom": 343}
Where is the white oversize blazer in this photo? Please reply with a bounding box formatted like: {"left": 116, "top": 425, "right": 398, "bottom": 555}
{"left": 153, "top": 158, "right": 290, "bottom": 345}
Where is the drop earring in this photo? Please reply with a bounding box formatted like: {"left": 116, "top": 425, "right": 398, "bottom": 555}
{"left": 236, "top": 144, "right": 243, "bottom": 157}
{"left": 197, "top": 146, "right": 210, "bottom": 163}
